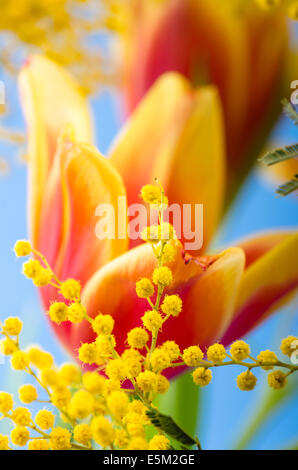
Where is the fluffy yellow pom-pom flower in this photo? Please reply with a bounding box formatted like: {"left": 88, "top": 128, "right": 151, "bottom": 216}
{"left": 150, "top": 348, "right": 171, "bottom": 372}
{"left": 192, "top": 367, "right": 212, "bottom": 387}
{"left": 183, "top": 346, "right": 204, "bottom": 366}
{"left": 96, "top": 335, "right": 116, "bottom": 357}
{"left": 78, "top": 342, "right": 100, "bottom": 365}
{"left": 161, "top": 295, "right": 182, "bottom": 317}
{"left": 35, "top": 409, "right": 55, "bottom": 430}
{"left": 267, "top": 370, "right": 288, "bottom": 389}
{"left": 22, "top": 259, "right": 42, "bottom": 279}
{"left": 155, "top": 374, "right": 170, "bottom": 394}
{"left": 92, "top": 314, "right": 114, "bottom": 336}
{"left": 142, "top": 310, "right": 163, "bottom": 332}
{"left": 59, "top": 363, "right": 80, "bottom": 385}
{"left": 50, "top": 427, "right": 72, "bottom": 450}
{"left": 230, "top": 340, "right": 250, "bottom": 361}
{"left": 162, "top": 243, "right": 176, "bottom": 263}
{"left": 40, "top": 368, "right": 60, "bottom": 387}
{"left": 114, "top": 429, "right": 129, "bottom": 448}
{"left": 11, "top": 351, "right": 29, "bottom": 370}
{"left": 48, "top": 302, "right": 68, "bottom": 324}
{"left": 14, "top": 240, "right": 32, "bottom": 257}
{"left": 237, "top": 370, "right": 257, "bottom": 391}
{"left": 74, "top": 423, "right": 92, "bottom": 445}
{"left": 122, "top": 354, "right": 142, "bottom": 379}
{"left": 83, "top": 372, "right": 106, "bottom": 394}
{"left": 11, "top": 407, "right": 31, "bottom": 426}
{"left": 3, "top": 317, "right": 23, "bottom": 336}
{"left": 67, "top": 302, "right": 86, "bottom": 323}
{"left": 69, "top": 390, "right": 94, "bottom": 419}
{"left": 160, "top": 341, "right": 180, "bottom": 361}
{"left": 280, "top": 336, "right": 297, "bottom": 357}
{"left": 149, "top": 434, "right": 170, "bottom": 450}
{"left": 140, "top": 184, "right": 163, "bottom": 205}
{"left": 60, "top": 279, "right": 81, "bottom": 300}
{"left": 11, "top": 426, "right": 30, "bottom": 447}
{"left": 159, "top": 222, "right": 175, "bottom": 241}
{"left": 152, "top": 266, "right": 173, "bottom": 287}
{"left": 257, "top": 350, "right": 278, "bottom": 370}
{"left": 107, "top": 391, "right": 129, "bottom": 420}
{"left": 0, "top": 392, "right": 13, "bottom": 413}
{"left": 141, "top": 225, "right": 160, "bottom": 243}
{"left": 127, "top": 327, "right": 149, "bottom": 349}
{"left": 51, "top": 386, "right": 71, "bottom": 409}
{"left": 19, "top": 385, "right": 37, "bottom": 404}
{"left": 32, "top": 268, "right": 52, "bottom": 287}
{"left": 136, "top": 371, "right": 157, "bottom": 392}
{"left": 0, "top": 434, "right": 9, "bottom": 450}
{"left": 127, "top": 437, "right": 148, "bottom": 450}
{"left": 105, "top": 359, "right": 127, "bottom": 381}
{"left": 207, "top": 344, "right": 226, "bottom": 364}
{"left": 91, "top": 416, "right": 115, "bottom": 448}
{"left": 0, "top": 338, "right": 17, "bottom": 355}
{"left": 136, "top": 278, "right": 154, "bottom": 299}
{"left": 27, "top": 346, "right": 54, "bottom": 369}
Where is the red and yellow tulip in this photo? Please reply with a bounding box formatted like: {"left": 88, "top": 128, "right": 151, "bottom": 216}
{"left": 119, "top": 0, "right": 294, "bottom": 198}
{"left": 19, "top": 56, "right": 298, "bottom": 374}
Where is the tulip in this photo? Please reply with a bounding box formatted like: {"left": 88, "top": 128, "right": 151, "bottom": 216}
{"left": 120, "top": 0, "right": 291, "bottom": 199}
{"left": 19, "top": 56, "right": 298, "bottom": 375}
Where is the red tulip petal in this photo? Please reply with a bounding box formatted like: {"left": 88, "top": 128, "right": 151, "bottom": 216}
{"left": 18, "top": 55, "right": 92, "bottom": 246}
{"left": 39, "top": 140, "right": 128, "bottom": 285}
{"left": 67, "top": 242, "right": 244, "bottom": 369}
{"left": 222, "top": 232, "right": 298, "bottom": 345}
{"left": 37, "top": 140, "right": 128, "bottom": 350}
{"left": 110, "top": 72, "right": 225, "bottom": 254}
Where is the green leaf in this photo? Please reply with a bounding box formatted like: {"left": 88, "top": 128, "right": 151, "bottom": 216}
{"left": 146, "top": 407, "right": 200, "bottom": 448}
{"left": 259, "top": 143, "right": 298, "bottom": 166}
{"left": 282, "top": 98, "right": 298, "bottom": 126}
{"left": 257, "top": 99, "right": 298, "bottom": 197}
{"left": 276, "top": 175, "right": 298, "bottom": 196}
{"left": 153, "top": 372, "right": 201, "bottom": 438}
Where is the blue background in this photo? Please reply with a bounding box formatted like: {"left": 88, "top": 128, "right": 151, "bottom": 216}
{"left": 0, "top": 55, "right": 297, "bottom": 449}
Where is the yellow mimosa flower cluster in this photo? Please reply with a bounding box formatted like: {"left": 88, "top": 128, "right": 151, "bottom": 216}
{"left": 0, "top": 0, "right": 107, "bottom": 92}
{"left": 0, "top": 182, "right": 297, "bottom": 450}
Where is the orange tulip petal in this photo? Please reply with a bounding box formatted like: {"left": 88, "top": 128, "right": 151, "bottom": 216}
{"left": 18, "top": 55, "right": 92, "bottom": 245}
{"left": 222, "top": 232, "right": 298, "bottom": 344}
{"left": 39, "top": 140, "right": 128, "bottom": 286}
{"left": 37, "top": 140, "right": 128, "bottom": 352}
{"left": 236, "top": 230, "right": 294, "bottom": 268}
{"left": 110, "top": 72, "right": 225, "bottom": 253}
{"left": 68, "top": 242, "right": 244, "bottom": 361}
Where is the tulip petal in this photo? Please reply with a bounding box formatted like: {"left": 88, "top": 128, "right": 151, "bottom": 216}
{"left": 18, "top": 55, "right": 92, "bottom": 245}
{"left": 236, "top": 230, "right": 294, "bottom": 268}
{"left": 239, "top": 9, "right": 288, "bottom": 168}
{"left": 69, "top": 242, "right": 244, "bottom": 363}
{"left": 222, "top": 232, "right": 298, "bottom": 345}
{"left": 39, "top": 140, "right": 128, "bottom": 286}
{"left": 110, "top": 72, "right": 225, "bottom": 253}
{"left": 122, "top": 0, "right": 288, "bottom": 195}
{"left": 37, "top": 140, "right": 128, "bottom": 352}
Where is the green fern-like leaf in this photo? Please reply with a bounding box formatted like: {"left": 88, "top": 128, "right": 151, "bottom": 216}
{"left": 276, "top": 175, "right": 298, "bottom": 196}
{"left": 146, "top": 408, "right": 200, "bottom": 448}
{"left": 258, "top": 99, "right": 298, "bottom": 196}
{"left": 282, "top": 98, "right": 298, "bottom": 126}
{"left": 259, "top": 143, "right": 298, "bottom": 166}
